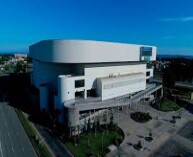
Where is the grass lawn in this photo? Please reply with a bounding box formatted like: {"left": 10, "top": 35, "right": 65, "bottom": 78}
{"left": 180, "top": 91, "right": 192, "bottom": 99}
{"left": 159, "top": 98, "right": 180, "bottom": 111}
{"left": 172, "top": 88, "right": 192, "bottom": 99}
{"left": 65, "top": 129, "right": 123, "bottom": 157}
{"left": 15, "top": 109, "right": 53, "bottom": 157}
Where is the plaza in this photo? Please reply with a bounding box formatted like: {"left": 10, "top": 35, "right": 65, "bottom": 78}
{"left": 107, "top": 99, "right": 193, "bottom": 157}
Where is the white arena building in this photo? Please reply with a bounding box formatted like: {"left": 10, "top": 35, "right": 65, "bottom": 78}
{"left": 29, "top": 40, "right": 162, "bottom": 128}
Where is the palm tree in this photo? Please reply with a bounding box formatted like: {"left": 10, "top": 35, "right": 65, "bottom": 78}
{"left": 77, "top": 125, "right": 80, "bottom": 137}
{"left": 93, "top": 120, "right": 97, "bottom": 137}
{"left": 87, "top": 118, "right": 91, "bottom": 148}
{"left": 110, "top": 113, "right": 114, "bottom": 129}
{"left": 87, "top": 118, "right": 91, "bottom": 132}
{"left": 106, "top": 108, "right": 109, "bottom": 135}
{"left": 96, "top": 117, "right": 101, "bottom": 132}
{"left": 101, "top": 132, "right": 104, "bottom": 153}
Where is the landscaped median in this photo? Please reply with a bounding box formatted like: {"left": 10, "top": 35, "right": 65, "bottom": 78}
{"left": 15, "top": 109, "right": 53, "bottom": 157}
{"left": 159, "top": 98, "right": 180, "bottom": 111}
{"left": 151, "top": 97, "right": 180, "bottom": 112}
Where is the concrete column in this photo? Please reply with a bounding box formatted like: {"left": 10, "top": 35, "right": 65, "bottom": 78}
{"left": 106, "top": 107, "right": 108, "bottom": 123}
{"left": 58, "top": 76, "right": 74, "bottom": 103}
{"left": 161, "top": 88, "right": 163, "bottom": 98}
{"left": 57, "top": 75, "right": 74, "bottom": 124}
{"left": 94, "top": 109, "right": 96, "bottom": 122}
{"left": 84, "top": 89, "right": 87, "bottom": 99}
{"left": 155, "top": 91, "right": 157, "bottom": 99}
{"left": 68, "top": 107, "right": 79, "bottom": 127}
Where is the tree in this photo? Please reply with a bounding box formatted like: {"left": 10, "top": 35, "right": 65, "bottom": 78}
{"left": 96, "top": 117, "right": 101, "bottom": 132}
{"left": 69, "top": 122, "right": 75, "bottom": 138}
{"left": 162, "top": 67, "right": 175, "bottom": 89}
{"left": 4, "top": 64, "right": 14, "bottom": 73}
{"left": 87, "top": 119, "right": 91, "bottom": 149}
{"left": 77, "top": 125, "right": 80, "bottom": 137}
{"left": 93, "top": 120, "right": 97, "bottom": 137}
{"left": 87, "top": 118, "right": 91, "bottom": 132}
{"left": 15, "top": 61, "right": 26, "bottom": 74}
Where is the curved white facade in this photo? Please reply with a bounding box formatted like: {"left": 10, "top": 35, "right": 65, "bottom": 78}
{"left": 29, "top": 40, "right": 156, "bottom": 63}
{"left": 30, "top": 39, "right": 157, "bottom": 127}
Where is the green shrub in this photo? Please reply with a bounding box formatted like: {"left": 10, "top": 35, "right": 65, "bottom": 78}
{"left": 130, "top": 112, "right": 152, "bottom": 123}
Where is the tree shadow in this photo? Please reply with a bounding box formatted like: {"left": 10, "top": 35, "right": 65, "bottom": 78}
{"left": 136, "top": 135, "right": 144, "bottom": 139}
{"left": 0, "top": 74, "right": 52, "bottom": 127}
{"left": 177, "top": 99, "right": 193, "bottom": 114}
{"left": 3, "top": 73, "right": 39, "bottom": 114}
{"left": 127, "top": 142, "right": 133, "bottom": 146}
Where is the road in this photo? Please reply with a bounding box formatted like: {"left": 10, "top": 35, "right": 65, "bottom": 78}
{"left": 0, "top": 102, "right": 37, "bottom": 157}
{"left": 35, "top": 124, "right": 72, "bottom": 157}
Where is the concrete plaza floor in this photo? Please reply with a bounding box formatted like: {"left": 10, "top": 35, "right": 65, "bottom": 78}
{"left": 106, "top": 100, "right": 193, "bottom": 157}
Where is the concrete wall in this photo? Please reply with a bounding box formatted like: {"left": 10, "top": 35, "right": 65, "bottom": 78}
{"left": 32, "top": 60, "right": 74, "bottom": 88}
{"left": 57, "top": 75, "right": 86, "bottom": 104}
{"left": 97, "top": 73, "right": 146, "bottom": 100}
{"left": 146, "top": 68, "right": 154, "bottom": 79}
{"left": 84, "top": 64, "right": 146, "bottom": 89}
{"left": 55, "top": 64, "right": 147, "bottom": 104}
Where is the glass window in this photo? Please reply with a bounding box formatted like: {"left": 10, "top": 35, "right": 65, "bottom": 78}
{"left": 75, "top": 80, "right": 85, "bottom": 88}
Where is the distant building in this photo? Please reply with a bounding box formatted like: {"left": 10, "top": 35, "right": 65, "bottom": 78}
{"left": 29, "top": 40, "right": 162, "bottom": 127}
{"left": 14, "top": 53, "right": 27, "bottom": 62}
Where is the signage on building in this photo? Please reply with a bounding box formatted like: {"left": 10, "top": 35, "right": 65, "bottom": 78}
{"left": 144, "top": 56, "right": 150, "bottom": 61}
{"left": 140, "top": 47, "right": 152, "bottom": 56}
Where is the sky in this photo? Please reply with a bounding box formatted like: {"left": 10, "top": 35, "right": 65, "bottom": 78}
{"left": 0, "top": 0, "right": 193, "bottom": 55}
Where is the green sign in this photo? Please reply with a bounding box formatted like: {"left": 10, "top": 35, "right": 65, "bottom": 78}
{"left": 144, "top": 56, "right": 150, "bottom": 61}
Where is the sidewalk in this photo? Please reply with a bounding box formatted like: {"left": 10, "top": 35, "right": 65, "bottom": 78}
{"left": 23, "top": 112, "right": 55, "bottom": 157}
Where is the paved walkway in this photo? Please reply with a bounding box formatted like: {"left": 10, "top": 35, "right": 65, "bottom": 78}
{"left": 106, "top": 100, "right": 193, "bottom": 157}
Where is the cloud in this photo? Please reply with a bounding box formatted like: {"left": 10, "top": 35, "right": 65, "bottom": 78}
{"left": 160, "top": 16, "right": 193, "bottom": 22}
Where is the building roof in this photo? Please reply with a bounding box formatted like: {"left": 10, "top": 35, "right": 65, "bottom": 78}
{"left": 29, "top": 39, "right": 156, "bottom": 63}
